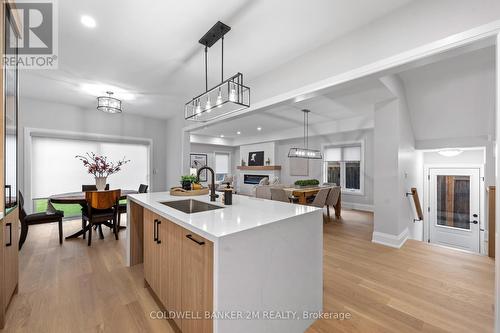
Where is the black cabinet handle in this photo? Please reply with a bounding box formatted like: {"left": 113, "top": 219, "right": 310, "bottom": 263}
{"left": 186, "top": 234, "right": 205, "bottom": 245}
{"left": 153, "top": 219, "right": 158, "bottom": 242}
{"left": 156, "top": 220, "right": 161, "bottom": 244}
{"left": 6, "top": 223, "right": 12, "bottom": 247}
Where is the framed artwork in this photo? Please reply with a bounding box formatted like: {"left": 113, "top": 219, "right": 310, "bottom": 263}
{"left": 190, "top": 153, "right": 208, "bottom": 182}
{"left": 248, "top": 151, "right": 264, "bottom": 166}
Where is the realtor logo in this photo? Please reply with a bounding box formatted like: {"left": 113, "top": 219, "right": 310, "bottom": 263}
{"left": 3, "top": 0, "right": 58, "bottom": 69}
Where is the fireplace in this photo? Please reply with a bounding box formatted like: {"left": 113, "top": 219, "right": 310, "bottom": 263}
{"left": 244, "top": 174, "right": 269, "bottom": 185}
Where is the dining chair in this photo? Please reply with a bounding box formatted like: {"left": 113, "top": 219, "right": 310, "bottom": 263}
{"left": 325, "top": 186, "right": 341, "bottom": 218}
{"left": 117, "top": 184, "right": 148, "bottom": 227}
{"left": 270, "top": 188, "right": 291, "bottom": 203}
{"left": 81, "top": 184, "right": 110, "bottom": 239}
{"left": 82, "top": 184, "right": 110, "bottom": 191}
{"left": 309, "top": 188, "right": 331, "bottom": 208}
{"left": 18, "top": 191, "right": 64, "bottom": 250}
{"left": 83, "top": 189, "right": 121, "bottom": 246}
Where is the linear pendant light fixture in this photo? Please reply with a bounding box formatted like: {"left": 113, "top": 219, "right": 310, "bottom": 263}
{"left": 288, "top": 109, "right": 322, "bottom": 159}
{"left": 185, "top": 21, "right": 250, "bottom": 122}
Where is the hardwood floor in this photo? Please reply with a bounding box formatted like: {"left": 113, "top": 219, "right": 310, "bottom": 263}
{"left": 307, "top": 210, "right": 494, "bottom": 333}
{"left": 0, "top": 209, "right": 494, "bottom": 333}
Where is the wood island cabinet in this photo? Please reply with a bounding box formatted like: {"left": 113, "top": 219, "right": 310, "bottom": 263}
{"left": 143, "top": 208, "right": 213, "bottom": 333}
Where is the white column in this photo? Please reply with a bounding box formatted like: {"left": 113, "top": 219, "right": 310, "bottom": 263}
{"left": 495, "top": 32, "right": 500, "bottom": 333}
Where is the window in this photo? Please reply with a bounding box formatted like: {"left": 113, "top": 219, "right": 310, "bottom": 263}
{"left": 215, "top": 152, "right": 230, "bottom": 182}
{"left": 31, "top": 136, "right": 150, "bottom": 216}
{"left": 323, "top": 144, "right": 362, "bottom": 194}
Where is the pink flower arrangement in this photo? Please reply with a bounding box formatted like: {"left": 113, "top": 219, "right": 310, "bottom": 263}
{"left": 76, "top": 152, "right": 130, "bottom": 177}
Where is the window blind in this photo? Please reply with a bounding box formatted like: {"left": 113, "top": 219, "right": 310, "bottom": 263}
{"left": 215, "top": 153, "right": 229, "bottom": 174}
{"left": 324, "top": 145, "right": 361, "bottom": 161}
{"left": 31, "top": 136, "right": 149, "bottom": 199}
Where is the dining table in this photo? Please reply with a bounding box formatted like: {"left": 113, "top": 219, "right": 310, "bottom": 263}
{"left": 49, "top": 189, "right": 138, "bottom": 240}
{"left": 284, "top": 186, "right": 341, "bottom": 218}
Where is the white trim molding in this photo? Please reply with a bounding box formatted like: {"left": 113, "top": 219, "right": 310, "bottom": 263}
{"left": 372, "top": 228, "right": 409, "bottom": 249}
{"left": 341, "top": 202, "right": 374, "bottom": 212}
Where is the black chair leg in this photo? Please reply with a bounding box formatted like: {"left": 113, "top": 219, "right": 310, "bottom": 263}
{"left": 58, "top": 218, "right": 63, "bottom": 244}
{"left": 82, "top": 218, "right": 86, "bottom": 239}
{"left": 87, "top": 224, "right": 92, "bottom": 246}
{"left": 19, "top": 222, "right": 28, "bottom": 250}
{"left": 98, "top": 224, "right": 104, "bottom": 239}
{"left": 113, "top": 218, "right": 118, "bottom": 240}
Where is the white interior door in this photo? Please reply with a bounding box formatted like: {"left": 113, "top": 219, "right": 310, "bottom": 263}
{"left": 429, "top": 168, "right": 480, "bottom": 253}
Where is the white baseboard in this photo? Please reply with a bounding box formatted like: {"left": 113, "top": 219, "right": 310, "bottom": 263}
{"left": 372, "top": 228, "right": 409, "bottom": 249}
{"left": 341, "top": 202, "right": 374, "bottom": 212}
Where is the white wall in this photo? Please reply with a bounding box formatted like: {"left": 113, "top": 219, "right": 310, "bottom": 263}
{"left": 166, "top": 113, "right": 189, "bottom": 189}
{"left": 380, "top": 75, "right": 421, "bottom": 241}
{"left": 19, "top": 98, "right": 168, "bottom": 207}
{"left": 275, "top": 130, "right": 374, "bottom": 208}
{"left": 373, "top": 100, "right": 401, "bottom": 238}
{"left": 373, "top": 74, "right": 421, "bottom": 246}
{"left": 239, "top": 142, "right": 276, "bottom": 166}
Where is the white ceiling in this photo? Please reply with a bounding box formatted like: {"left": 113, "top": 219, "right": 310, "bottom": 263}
{"left": 21, "top": 0, "right": 414, "bottom": 119}
{"left": 191, "top": 78, "right": 394, "bottom": 140}
{"left": 191, "top": 43, "right": 497, "bottom": 146}
{"left": 399, "top": 46, "right": 495, "bottom": 143}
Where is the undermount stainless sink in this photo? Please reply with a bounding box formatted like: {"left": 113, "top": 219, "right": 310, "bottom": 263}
{"left": 160, "top": 199, "right": 223, "bottom": 214}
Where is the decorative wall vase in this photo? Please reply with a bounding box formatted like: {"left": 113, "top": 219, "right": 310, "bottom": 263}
{"left": 95, "top": 177, "right": 107, "bottom": 191}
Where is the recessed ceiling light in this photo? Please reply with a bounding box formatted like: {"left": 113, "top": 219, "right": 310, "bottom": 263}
{"left": 257, "top": 127, "right": 262, "bottom": 131}
{"left": 81, "top": 15, "right": 96, "bottom": 28}
{"left": 220, "top": 134, "right": 225, "bottom": 138}
{"left": 438, "top": 149, "right": 463, "bottom": 157}
{"left": 237, "top": 131, "right": 241, "bottom": 135}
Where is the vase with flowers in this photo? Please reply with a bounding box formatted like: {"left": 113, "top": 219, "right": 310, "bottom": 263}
{"left": 76, "top": 152, "right": 130, "bottom": 191}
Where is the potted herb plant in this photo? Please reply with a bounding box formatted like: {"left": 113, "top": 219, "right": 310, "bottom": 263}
{"left": 180, "top": 175, "right": 198, "bottom": 190}
{"left": 76, "top": 152, "right": 130, "bottom": 191}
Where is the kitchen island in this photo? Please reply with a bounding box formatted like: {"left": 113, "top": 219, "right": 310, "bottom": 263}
{"left": 126, "top": 192, "right": 323, "bottom": 333}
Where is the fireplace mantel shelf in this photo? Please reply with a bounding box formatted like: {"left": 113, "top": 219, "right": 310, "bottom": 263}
{"left": 237, "top": 165, "right": 281, "bottom": 171}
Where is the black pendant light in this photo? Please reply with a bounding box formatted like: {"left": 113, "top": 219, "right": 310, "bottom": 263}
{"left": 288, "top": 109, "right": 322, "bottom": 159}
{"left": 185, "top": 21, "right": 250, "bottom": 122}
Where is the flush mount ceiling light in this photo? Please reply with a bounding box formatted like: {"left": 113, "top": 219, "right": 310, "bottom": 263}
{"left": 81, "top": 15, "right": 96, "bottom": 28}
{"left": 438, "top": 149, "right": 463, "bottom": 157}
{"left": 288, "top": 109, "right": 322, "bottom": 159}
{"left": 97, "top": 91, "right": 122, "bottom": 114}
{"left": 185, "top": 21, "right": 250, "bottom": 122}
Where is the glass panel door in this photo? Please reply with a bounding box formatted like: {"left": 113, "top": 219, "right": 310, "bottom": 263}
{"left": 436, "top": 175, "right": 470, "bottom": 230}
{"left": 429, "top": 168, "right": 480, "bottom": 253}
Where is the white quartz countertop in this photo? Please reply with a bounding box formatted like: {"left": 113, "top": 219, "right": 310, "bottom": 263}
{"left": 128, "top": 192, "right": 321, "bottom": 241}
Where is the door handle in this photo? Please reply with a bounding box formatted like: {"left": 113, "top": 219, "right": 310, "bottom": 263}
{"left": 473, "top": 214, "right": 478, "bottom": 218}
{"left": 153, "top": 219, "right": 158, "bottom": 242}
{"left": 471, "top": 220, "right": 478, "bottom": 225}
{"left": 156, "top": 220, "right": 161, "bottom": 244}
{"left": 186, "top": 234, "right": 205, "bottom": 245}
{"left": 5, "top": 223, "right": 12, "bottom": 247}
